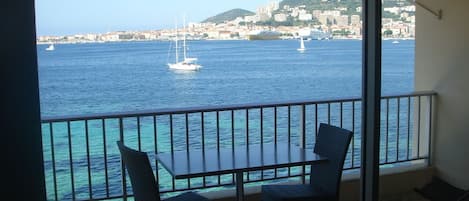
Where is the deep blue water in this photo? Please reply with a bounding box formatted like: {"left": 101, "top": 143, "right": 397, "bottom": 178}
{"left": 37, "top": 39, "right": 414, "bottom": 117}
{"left": 37, "top": 39, "right": 415, "bottom": 200}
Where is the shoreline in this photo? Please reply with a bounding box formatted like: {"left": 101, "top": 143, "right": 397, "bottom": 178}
{"left": 36, "top": 37, "right": 415, "bottom": 45}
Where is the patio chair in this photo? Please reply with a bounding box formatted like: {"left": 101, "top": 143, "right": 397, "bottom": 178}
{"left": 261, "top": 123, "right": 353, "bottom": 201}
{"left": 117, "top": 141, "right": 209, "bottom": 201}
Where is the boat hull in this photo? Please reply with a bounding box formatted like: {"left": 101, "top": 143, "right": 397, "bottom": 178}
{"left": 168, "top": 63, "right": 201, "bottom": 71}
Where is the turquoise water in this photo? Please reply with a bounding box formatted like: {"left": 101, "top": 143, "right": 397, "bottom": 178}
{"left": 37, "top": 39, "right": 415, "bottom": 200}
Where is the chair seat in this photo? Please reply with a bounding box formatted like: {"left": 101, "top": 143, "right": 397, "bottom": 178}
{"left": 164, "top": 192, "right": 209, "bottom": 201}
{"left": 261, "top": 184, "right": 335, "bottom": 201}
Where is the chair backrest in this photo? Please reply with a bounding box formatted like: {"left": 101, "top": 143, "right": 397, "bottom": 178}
{"left": 310, "top": 123, "right": 353, "bottom": 199}
{"left": 117, "top": 141, "right": 160, "bottom": 201}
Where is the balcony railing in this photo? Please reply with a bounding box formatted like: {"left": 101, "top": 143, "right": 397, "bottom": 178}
{"left": 40, "top": 91, "right": 436, "bottom": 201}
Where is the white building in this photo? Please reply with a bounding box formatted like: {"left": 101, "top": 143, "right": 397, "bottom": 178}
{"left": 335, "top": 15, "right": 349, "bottom": 26}
{"left": 322, "top": 10, "right": 341, "bottom": 16}
{"left": 244, "top": 15, "right": 258, "bottom": 23}
{"left": 351, "top": 15, "right": 361, "bottom": 25}
{"left": 384, "top": 7, "right": 400, "bottom": 15}
{"left": 274, "top": 13, "right": 288, "bottom": 22}
{"left": 299, "top": 13, "right": 313, "bottom": 21}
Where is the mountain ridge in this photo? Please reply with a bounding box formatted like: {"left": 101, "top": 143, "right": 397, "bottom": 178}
{"left": 202, "top": 8, "right": 255, "bottom": 24}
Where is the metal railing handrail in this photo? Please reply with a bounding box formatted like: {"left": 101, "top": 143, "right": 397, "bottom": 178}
{"left": 41, "top": 90, "right": 436, "bottom": 123}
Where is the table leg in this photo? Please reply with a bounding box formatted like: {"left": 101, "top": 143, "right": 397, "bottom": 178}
{"left": 235, "top": 171, "right": 244, "bottom": 201}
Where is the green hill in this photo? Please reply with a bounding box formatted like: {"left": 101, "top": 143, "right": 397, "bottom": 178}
{"left": 202, "top": 8, "right": 255, "bottom": 24}
{"left": 280, "top": 0, "right": 411, "bottom": 10}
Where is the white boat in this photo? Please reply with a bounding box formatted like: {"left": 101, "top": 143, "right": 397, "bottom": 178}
{"left": 297, "top": 37, "right": 306, "bottom": 52}
{"left": 168, "top": 18, "right": 201, "bottom": 71}
{"left": 392, "top": 40, "right": 400, "bottom": 44}
{"left": 298, "top": 28, "right": 331, "bottom": 40}
{"left": 45, "top": 43, "right": 55, "bottom": 51}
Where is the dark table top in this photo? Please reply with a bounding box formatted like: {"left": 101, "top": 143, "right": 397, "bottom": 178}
{"left": 156, "top": 142, "right": 328, "bottom": 179}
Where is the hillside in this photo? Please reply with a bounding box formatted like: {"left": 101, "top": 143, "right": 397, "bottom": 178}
{"left": 202, "top": 8, "right": 255, "bottom": 24}
{"left": 280, "top": 0, "right": 411, "bottom": 9}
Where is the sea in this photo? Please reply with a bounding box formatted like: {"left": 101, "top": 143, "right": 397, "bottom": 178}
{"left": 37, "top": 39, "right": 414, "bottom": 117}
{"left": 37, "top": 39, "right": 415, "bottom": 200}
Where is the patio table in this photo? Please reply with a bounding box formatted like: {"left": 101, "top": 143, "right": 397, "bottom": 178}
{"left": 156, "top": 142, "right": 328, "bottom": 201}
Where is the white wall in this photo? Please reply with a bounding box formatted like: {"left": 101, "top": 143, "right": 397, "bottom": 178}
{"left": 415, "top": 0, "right": 469, "bottom": 189}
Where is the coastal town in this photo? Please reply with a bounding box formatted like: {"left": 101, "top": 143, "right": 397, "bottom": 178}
{"left": 37, "top": 0, "right": 415, "bottom": 44}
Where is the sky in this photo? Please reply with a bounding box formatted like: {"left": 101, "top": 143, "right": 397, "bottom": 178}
{"left": 35, "top": 0, "right": 272, "bottom": 36}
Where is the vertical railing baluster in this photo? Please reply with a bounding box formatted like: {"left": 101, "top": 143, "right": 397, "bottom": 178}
{"left": 49, "top": 122, "right": 58, "bottom": 201}
{"left": 85, "top": 120, "right": 92, "bottom": 200}
{"left": 417, "top": 96, "right": 421, "bottom": 158}
{"left": 260, "top": 107, "right": 264, "bottom": 180}
{"left": 397, "top": 98, "right": 400, "bottom": 161}
{"left": 216, "top": 111, "right": 221, "bottom": 185}
{"left": 67, "top": 121, "right": 76, "bottom": 201}
{"left": 231, "top": 110, "right": 235, "bottom": 184}
{"left": 340, "top": 102, "right": 343, "bottom": 128}
{"left": 260, "top": 108, "right": 264, "bottom": 144}
{"left": 274, "top": 107, "right": 278, "bottom": 145}
{"left": 352, "top": 101, "right": 355, "bottom": 167}
{"left": 427, "top": 96, "right": 433, "bottom": 165}
{"left": 119, "top": 118, "right": 126, "bottom": 201}
{"left": 274, "top": 106, "right": 277, "bottom": 178}
{"left": 232, "top": 110, "right": 235, "bottom": 150}
{"left": 246, "top": 109, "right": 249, "bottom": 146}
{"left": 169, "top": 115, "right": 175, "bottom": 191}
{"left": 246, "top": 109, "right": 249, "bottom": 180}
{"left": 327, "top": 103, "right": 331, "bottom": 125}
{"left": 102, "top": 119, "right": 109, "bottom": 198}
{"left": 185, "top": 113, "right": 190, "bottom": 188}
{"left": 386, "top": 99, "right": 389, "bottom": 163}
{"left": 287, "top": 106, "right": 291, "bottom": 144}
{"left": 299, "top": 105, "right": 306, "bottom": 184}
{"left": 407, "top": 97, "right": 411, "bottom": 160}
{"left": 201, "top": 112, "right": 206, "bottom": 187}
{"left": 153, "top": 116, "right": 159, "bottom": 189}
{"left": 287, "top": 106, "right": 291, "bottom": 177}
{"left": 137, "top": 117, "right": 141, "bottom": 151}
{"left": 315, "top": 104, "right": 318, "bottom": 137}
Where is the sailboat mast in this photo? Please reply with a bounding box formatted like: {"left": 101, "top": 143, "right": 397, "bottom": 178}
{"left": 175, "top": 20, "right": 179, "bottom": 63}
{"left": 183, "top": 16, "right": 187, "bottom": 60}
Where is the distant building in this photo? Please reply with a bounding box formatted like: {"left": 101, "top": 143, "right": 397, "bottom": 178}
{"left": 356, "top": 6, "right": 362, "bottom": 13}
{"left": 323, "top": 10, "right": 341, "bottom": 16}
{"left": 401, "top": 6, "right": 416, "bottom": 12}
{"left": 244, "top": 15, "right": 258, "bottom": 23}
{"left": 312, "top": 10, "right": 322, "bottom": 18}
{"left": 218, "top": 31, "right": 232, "bottom": 39}
{"left": 335, "top": 15, "right": 349, "bottom": 26}
{"left": 384, "top": 7, "right": 400, "bottom": 15}
{"left": 350, "top": 15, "right": 360, "bottom": 26}
{"left": 274, "top": 13, "right": 288, "bottom": 22}
{"left": 382, "top": 18, "right": 394, "bottom": 25}
{"left": 257, "top": 13, "right": 271, "bottom": 21}
{"left": 336, "top": 7, "right": 347, "bottom": 11}
{"left": 299, "top": 13, "right": 313, "bottom": 21}
{"left": 318, "top": 14, "right": 334, "bottom": 25}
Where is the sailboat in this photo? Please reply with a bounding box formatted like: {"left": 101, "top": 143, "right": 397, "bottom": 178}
{"left": 297, "top": 37, "right": 306, "bottom": 52}
{"left": 168, "top": 18, "right": 201, "bottom": 71}
{"left": 45, "top": 43, "right": 55, "bottom": 51}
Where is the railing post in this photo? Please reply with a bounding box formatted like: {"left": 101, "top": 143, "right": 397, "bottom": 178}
{"left": 412, "top": 95, "right": 432, "bottom": 162}
{"left": 119, "top": 117, "right": 127, "bottom": 201}
{"left": 424, "top": 96, "right": 433, "bottom": 165}
{"left": 299, "top": 104, "right": 306, "bottom": 184}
